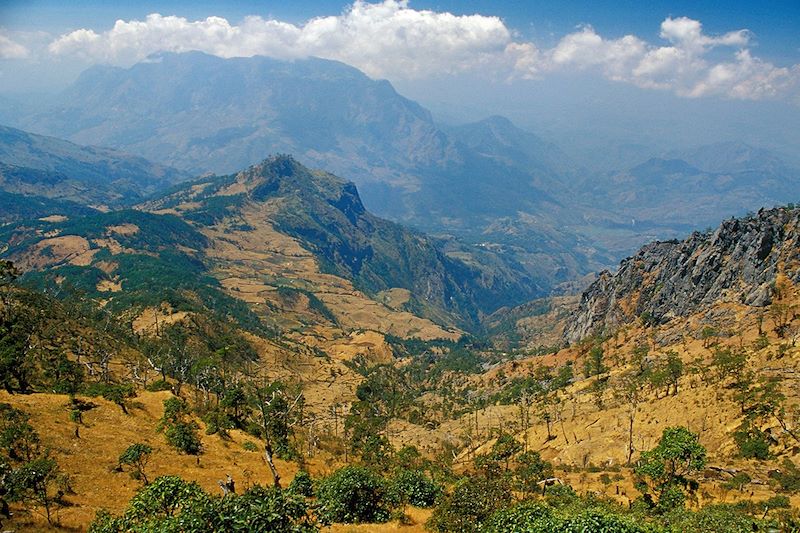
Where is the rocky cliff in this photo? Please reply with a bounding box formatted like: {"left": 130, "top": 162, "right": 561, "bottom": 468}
{"left": 564, "top": 206, "right": 800, "bottom": 342}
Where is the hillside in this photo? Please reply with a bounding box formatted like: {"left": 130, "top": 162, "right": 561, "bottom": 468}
{"left": 0, "top": 124, "right": 188, "bottom": 208}
{"left": 3, "top": 155, "right": 542, "bottom": 338}
{"left": 564, "top": 206, "right": 800, "bottom": 342}
{"left": 2, "top": 206, "right": 800, "bottom": 531}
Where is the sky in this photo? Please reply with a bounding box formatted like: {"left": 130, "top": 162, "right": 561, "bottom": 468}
{"left": 1, "top": 0, "right": 799, "bottom": 162}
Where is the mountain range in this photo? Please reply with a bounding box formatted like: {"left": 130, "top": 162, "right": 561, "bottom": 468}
{"left": 5, "top": 51, "right": 800, "bottom": 296}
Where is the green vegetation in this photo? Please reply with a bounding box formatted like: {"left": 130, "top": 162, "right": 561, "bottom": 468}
{"left": 118, "top": 443, "right": 153, "bottom": 484}
{"left": 158, "top": 397, "right": 202, "bottom": 455}
{"left": 89, "top": 476, "right": 317, "bottom": 532}
{"left": 0, "top": 404, "right": 68, "bottom": 525}
{"left": 315, "top": 465, "right": 391, "bottom": 524}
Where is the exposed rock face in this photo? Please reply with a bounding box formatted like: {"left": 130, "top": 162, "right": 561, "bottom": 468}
{"left": 565, "top": 207, "right": 800, "bottom": 342}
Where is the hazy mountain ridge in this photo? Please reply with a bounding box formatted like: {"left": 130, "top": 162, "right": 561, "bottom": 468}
{"left": 0, "top": 124, "right": 189, "bottom": 207}
{"left": 11, "top": 52, "right": 800, "bottom": 293}
{"left": 15, "top": 52, "right": 603, "bottom": 289}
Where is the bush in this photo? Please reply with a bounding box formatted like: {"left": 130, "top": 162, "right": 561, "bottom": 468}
{"left": 84, "top": 383, "right": 136, "bottom": 413}
{"left": 770, "top": 458, "right": 800, "bottom": 493}
{"left": 202, "top": 408, "right": 234, "bottom": 437}
{"left": 733, "top": 422, "right": 771, "bottom": 460}
{"left": 158, "top": 397, "right": 202, "bottom": 455}
{"left": 289, "top": 470, "right": 314, "bottom": 497}
{"left": 242, "top": 440, "right": 259, "bottom": 452}
{"left": 145, "top": 379, "right": 173, "bottom": 392}
{"left": 165, "top": 421, "right": 202, "bottom": 455}
{"left": 88, "top": 476, "right": 317, "bottom": 532}
{"left": 389, "top": 469, "right": 441, "bottom": 507}
{"left": 118, "top": 443, "right": 152, "bottom": 484}
{"left": 427, "top": 476, "right": 512, "bottom": 532}
{"left": 666, "top": 503, "right": 770, "bottom": 533}
{"left": 315, "top": 465, "right": 391, "bottom": 524}
{"left": 485, "top": 501, "right": 553, "bottom": 532}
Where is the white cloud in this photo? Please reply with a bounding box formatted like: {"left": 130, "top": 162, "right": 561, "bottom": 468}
{"left": 48, "top": 1, "right": 511, "bottom": 79}
{"left": 0, "top": 32, "right": 29, "bottom": 59}
{"left": 46, "top": 2, "right": 799, "bottom": 101}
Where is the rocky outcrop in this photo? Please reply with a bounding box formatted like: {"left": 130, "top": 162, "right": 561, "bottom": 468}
{"left": 564, "top": 207, "right": 800, "bottom": 342}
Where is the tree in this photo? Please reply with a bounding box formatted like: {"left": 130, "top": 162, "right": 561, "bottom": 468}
{"left": 664, "top": 351, "right": 684, "bottom": 396}
{"left": 635, "top": 426, "right": 706, "bottom": 512}
{"left": 119, "top": 443, "right": 153, "bottom": 485}
{"left": 614, "top": 370, "right": 645, "bottom": 465}
{"left": 8, "top": 456, "right": 64, "bottom": 525}
{"left": 584, "top": 345, "right": 606, "bottom": 377}
{"left": 389, "top": 469, "right": 441, "bottom": 507}
{"left": 246, "top": 381, "right": 304, "bottom": 488}
{"left": 514, "top": 451, "right": 554, "bottom": 497}
{"left": 0, "top": 404, "right": 66, "bottom": 525}
{"left": 0, "top": 261, "right": 18, "bottom": 307}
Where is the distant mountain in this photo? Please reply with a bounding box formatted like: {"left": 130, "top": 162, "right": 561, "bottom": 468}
{"left": 668, "top": 141, "right": 792, "bottom": 175}
{"left": 564, "top": 206, "right": 800, "bottom": 343}
{"left": 446, "top": 115, "right": 575, "bottom": 183}
{"left": 15, "top": 53, "right": 800, "bottom": 291}
{"left": 0, "top": 125, "right": 189, "bottom": 207}
{"left": 582, "top": 153, "right": 800, "bottom": 230}
{"left": 17, "top": 51, "right": 598, "bottom": 289}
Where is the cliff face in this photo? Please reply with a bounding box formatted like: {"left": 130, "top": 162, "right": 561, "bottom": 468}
{"left": 565, "top": 207, "right": 800, "bottom": 342}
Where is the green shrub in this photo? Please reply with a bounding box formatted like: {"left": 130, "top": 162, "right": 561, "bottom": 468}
{"left": 485, "top": 501, "right": 553, "bottom": 532}
{"left": 315, "top": 465, "right": 391, "bottom": 524}
{"left": 288, "top": 470, "right": 314, "bottom": 497}
{"left": 242, "top": 440, "right": 259, "bottom": 452}
{"left": 427, "top": 476, "right": 512, "bottom": 532}
{"left": 89, "top": 476, "right": 316, "bottom": 532}
{"left": 770, "top": 458, "right": 800, "bottom": 492}
{"left": 118, "top": 443, "right": 152, "bottom": 484}
{"left": 165, "top": 421, "right": 202, "bottom": 455}
{"left": 733, "top": 422, "right": 771, "bottom": 460}
{"left": 389, "top": 469, "right": 441, "bottom": 507}
{"left": 145, "top": 380, "right": 173, "bottom": 392}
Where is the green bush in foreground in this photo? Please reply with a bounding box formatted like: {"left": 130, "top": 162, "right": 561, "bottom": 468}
{"left": 88, "top": 475, "right": 316, "bottom": 532}
{"left": 315, "top": 465, "right": 391, "bottom": 524}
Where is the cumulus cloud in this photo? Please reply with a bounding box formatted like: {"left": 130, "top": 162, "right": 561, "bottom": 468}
{"left": 0, "top": 32, "right": 29, "bottom": 59}
{"left": 48, "top": 1, "right": 511, "bottom": 79}
{"left": 46, "top": 1, "right": 799, "bottom": 101}
{"left": 514, "top": 16, "right": 798, "bottom": 100}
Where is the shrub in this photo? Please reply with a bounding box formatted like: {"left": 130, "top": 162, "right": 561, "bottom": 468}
{"left": 158, "top": 397, "right": 202, "bottom": 455}
{"left": 427, "top": 476, "right": 512, "bottom": 532}
{"left": 165, "top": 421, "right": 202, "bottom": 455}
{"left": 389, "top": 469, "right": 441, "bottom": 507}
{"left": 315, "top": 465, "right": 391, "bottom": 524}
{"left": 89, "top": 477, "right": 316, "bottom": 532}
{"left": 145, "top": 379, "right": 173, "bottom": 392}
{"left": 242, "top": 440, "right": 259, "bottom": 452}
{"left": 733, "top": 422, "right": 771, "bottom": 460}
{"left": 770, "top": 458, "right": 800, "bottom": 493}
{"left": 485, "top": 501, "right": 553, "bottom": 532}
{"left": 288, "top": 470, "right": 314, "bottom": 497}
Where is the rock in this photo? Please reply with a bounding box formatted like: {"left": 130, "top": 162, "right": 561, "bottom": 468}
{"left": 565, "top": 207, "right": 800, "bottom": 343}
